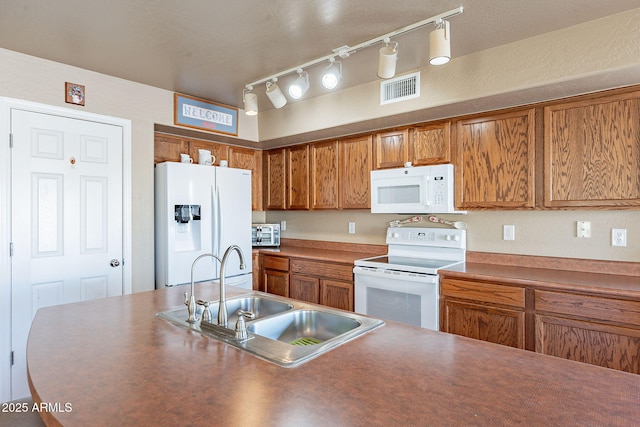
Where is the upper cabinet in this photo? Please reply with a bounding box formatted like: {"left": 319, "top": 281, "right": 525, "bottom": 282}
{"left": 339, "top": 135, "right": 373, "bottom": 209}
{"left": 263, "top": 148, "right": 287, "bottom": 210}
{"left": 310, "top": 140, "right": 339, "bottom": 210}
{"left": 544, "top": 90, "right": 640, "bottom": 208}
{"left": 229, "top": 146, "right": 263, "bottom": 211}
{"left": 456, "top": 109, "right": 536, "bottom": 209}
{"left": 410, "top": 121, "right": 451, "bottom": 165}
{"left": 286, "top": 144, "right": 310, "bottom": 210}
{"left": 374, "top": 129, "right": 409, "bottom": 169}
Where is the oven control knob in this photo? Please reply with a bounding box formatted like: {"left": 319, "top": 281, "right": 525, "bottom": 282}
{"left": 391, "top": 232, "right": 400, "bottom": 239}
{"left": 445, "top": 235, "right": 452, "bottom": 241}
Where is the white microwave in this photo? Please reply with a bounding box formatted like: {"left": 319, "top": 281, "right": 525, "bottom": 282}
{"left": 370, "top": 164, "right": 463, "bottom": 214}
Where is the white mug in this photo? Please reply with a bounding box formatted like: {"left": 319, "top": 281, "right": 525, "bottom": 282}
{"left": 219, "top": 160, "right": 228, "bottom": 167}
{"left": 180, "top": 153, "right": 193, "bottom": 163}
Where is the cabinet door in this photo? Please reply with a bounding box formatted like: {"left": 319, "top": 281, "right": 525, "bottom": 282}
{"left": 339, "top": 135, "right": 372, "bottom": 209}
{"left": 321, "top": 279, "right": 353, "bottom": 311}
{"left": 154, "top": 133, "right": 189, "bottom": 164}
{"left": 442, "top": 299, "right": 525, "bottom": 349}
{"left": 456, "top": 109, "right": 536, "bottom": 209}
{"left": 263, "top": 148, "right": 286, "bottom": 210}
{"left": 252, "top": 251, "right": 261, "bottom": 291}
{"left": 544, "top": 91, "right": 640, "bottom": 208}
{"left": 229, "top": 146, "right": 262, "bottom": 211}
{"left": 374, "top": 129, "right": 409, "bottom": 169}
{"left": 290, "top": 275, "right": 320, "bottom": 304}
{"left": 310, "top": 141, "right": 338, "bottom": 209}
{"left": 287, "top": 145, "right": 310, "bottom": 210}
{"left": 264, "top": 269, "right": 289, "bottom": 297}
{"left": 535, "top": 314, "right": 640, "bottom": 374}
{"left": 410, "top": 122, "right": 451, "bottom": 165}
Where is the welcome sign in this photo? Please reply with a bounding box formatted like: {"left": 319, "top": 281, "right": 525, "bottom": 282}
{"left": 174, "top": 93, "right": 238, "bottom": 136}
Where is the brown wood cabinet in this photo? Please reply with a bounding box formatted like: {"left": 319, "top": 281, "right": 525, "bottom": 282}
{"left": 544, "top": 90, "right": 640, "bottom": 208}
{"left": 456, "top": 109, "right": 536, "bottom": 209}
{"left": 338, "top": 135, "right": 373, "bottom": 209}
{"left": 229, "top": 146, "right": 262, "bottom": 211}
{"left": 286, "top": 145, "right": 309, "bottom": 210}
{"left": 535, "top": 290, "right": 640, "bottom": 374}
{"left": 440, "top": 278, "right": 527, "bottom": 350}
{"left": 263, "top": 148, "right": 287, "bottom": 210}
{"left": 259, "top": 255, "right": 354, "bottom": 311}
{"left": 261, "top": 254, "right": 289, "bottom": 297}
{"left": 310, "top": 140, "right": 339, "bottom": 210}
{"left": 374, "top": 129, "right": 409, "bottom": 169}
{"left": 410, "top": 121, "right": 451, "bottom": 165}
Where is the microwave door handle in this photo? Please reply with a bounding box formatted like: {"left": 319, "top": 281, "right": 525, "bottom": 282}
{"left": 424, "top": 175, "right": 431, "bottom": 207}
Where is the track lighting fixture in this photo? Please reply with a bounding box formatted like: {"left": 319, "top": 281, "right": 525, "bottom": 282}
{"left": 429, "top": 19, "right": 451, "bottom": 65}
{"left": 265, "top": 79, "right": 287, "bottom": 109}
{"left": 288, "top": 69, "right": 310, "bottom": 99}
{"left": 242, "top": 6, "right": 463, "bottom": 114}
{"left": 378, "top": 38, "right": 398, "bottom": 79}
{"left": 243, "top": 86, "right": 258, "bottom": 116}
{"left": 321, "top": 59, "right": 342, "bottom": 90}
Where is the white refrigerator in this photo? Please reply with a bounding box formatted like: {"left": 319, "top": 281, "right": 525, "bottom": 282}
{"left": 155, "top": 162, "right": 252, "bottom": 289}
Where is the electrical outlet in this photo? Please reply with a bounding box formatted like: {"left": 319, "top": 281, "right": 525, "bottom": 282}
{"left": 503, "top": 225, "right": 515, "bottom": 241}
{"left": 612, "top": 228, "right": 627, "bottom": 247}
{"left": 348, "top": 222, "right": 356, "bottom": 234}
{"left": 280, "top": 220, "right": 286, "bottom": 231}
{"left": 577, "top": 221, "right": 591, "bottom": 238}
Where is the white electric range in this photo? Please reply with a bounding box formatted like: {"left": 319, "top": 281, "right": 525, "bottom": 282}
{"left": 353, "top": 227, "right": 466, "bottom": 330}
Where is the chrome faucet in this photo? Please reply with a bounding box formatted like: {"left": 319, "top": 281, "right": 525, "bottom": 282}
{"left": 185, "top": 253, "right": 222, "bottom": 323}
{"left": 217, "top": 245, "right": 246, "bottom": 328}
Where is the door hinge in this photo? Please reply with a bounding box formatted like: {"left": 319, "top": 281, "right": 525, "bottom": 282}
{"left": 9, "top": 133, "right": 13, "bottom": 148}
{"left": 11, "top": 351, "right": 14, "bottom": 366}
{"left": 9, "top": 242, "right": 14, "bottom": 257}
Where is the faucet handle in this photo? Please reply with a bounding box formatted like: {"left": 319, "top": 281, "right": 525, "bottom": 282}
{"left": 184, "top": 291, "right": 189, "bottom": 306}
{"left": 197, "top": 300, "right": 212, "bottom": 323}
{"left": 234, "top": 310, "right": 255, "bottom": 340}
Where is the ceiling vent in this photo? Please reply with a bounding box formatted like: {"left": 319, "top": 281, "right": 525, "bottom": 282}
{"left": 380, "top": 72, "right": 420, "bottom": 105}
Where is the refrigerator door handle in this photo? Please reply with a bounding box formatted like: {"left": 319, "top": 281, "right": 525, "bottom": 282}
{"left": 216, "top": 185, "right": 222, "bottom": 255}
{"left": 211, "top": 185, "right": 219, "bottom": 257}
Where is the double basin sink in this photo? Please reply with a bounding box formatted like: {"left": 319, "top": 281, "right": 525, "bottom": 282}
{"left": 157, "top": 291, "right": 384, "bottom": 367}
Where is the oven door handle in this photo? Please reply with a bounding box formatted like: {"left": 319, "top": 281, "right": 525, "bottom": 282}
{"left": 353, "top": 266, "right": 438, "bottom": 283}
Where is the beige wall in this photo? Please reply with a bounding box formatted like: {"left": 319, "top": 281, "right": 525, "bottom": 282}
{"left": 0, "top": 48, "right": 258, "bottom": 292}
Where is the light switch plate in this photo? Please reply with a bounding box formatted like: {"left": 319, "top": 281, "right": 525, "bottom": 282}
{"left": 577, "top": 221, "right": 591, "bottom": 238}
{"left": 348, "top": 222, "right": 356, "bottom": 234}
{"left": 503, "top": 225, "right": 515, "bottom": 241}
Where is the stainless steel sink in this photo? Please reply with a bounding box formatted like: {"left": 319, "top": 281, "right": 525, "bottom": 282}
{"left": 157, "top": 291, "right": 384, "bottom": 367}
{"left": 247, "top": 309, "right": 361, "bottom": 344}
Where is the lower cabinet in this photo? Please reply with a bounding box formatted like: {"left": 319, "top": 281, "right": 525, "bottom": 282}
{"left": 535, "top": 290, "right": 640, "bottom": 374}
{"left": 260, "top": 254, "right": 354, "bottom": 312}
{"left": 440, "top": 278, "right": 527, "bottom": 350}
{"left": 261, "top": 254, "right": 289, "bottom": 297}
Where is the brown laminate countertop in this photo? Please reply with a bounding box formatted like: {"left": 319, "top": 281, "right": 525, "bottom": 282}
{"left": 441, "top": 262, "right": 640, "bottom": 298}
{"left": 28, "top": 284, "right": 640, "bottom": 426}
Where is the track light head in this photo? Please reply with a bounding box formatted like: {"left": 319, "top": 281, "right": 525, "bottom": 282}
{"left": 288, "top": 69, "right": 310, "bottom": 99}
{"left": 265, "top": 79, "right": 287, "bottom": 108}
{"left": 243, "top": 86, "right": 258, "bottom": 115}
{"left": 378, "top": 38, "right": 398, "bottom": 79}
{"left": 429, "top": 19, "right": 451, "bottom": 65}
{"left": 321, "top": 59, "right": 342, "bottom": 90}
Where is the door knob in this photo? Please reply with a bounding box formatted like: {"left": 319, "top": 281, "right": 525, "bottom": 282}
{"left": 110, "top": 259, "right": 121, "bottom": 267}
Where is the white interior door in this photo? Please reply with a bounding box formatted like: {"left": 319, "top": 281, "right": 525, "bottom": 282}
{"left": 10, "top": 109, "right": 124, "bottom": 399}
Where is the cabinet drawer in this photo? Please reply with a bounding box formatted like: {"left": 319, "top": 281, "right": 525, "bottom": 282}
{"left": 290, "top": 259, "right": 353, "bottom": 281}
{"left": 262, "top": 255, "right": 289, "bottom": 271}
{"left": 441, "top": 279, "right": 525, "bottom": 308}
{"left": 535, "top": 290, "right": 640, "bottom": 327}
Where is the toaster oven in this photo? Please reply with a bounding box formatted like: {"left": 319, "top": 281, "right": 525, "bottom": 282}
{"left": 252, "top": 223, "right": 280, "bottom": 247}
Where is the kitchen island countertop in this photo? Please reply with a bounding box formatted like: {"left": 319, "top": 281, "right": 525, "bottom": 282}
{"left": 28, "top": 284, "right": 640, "bottom": 426}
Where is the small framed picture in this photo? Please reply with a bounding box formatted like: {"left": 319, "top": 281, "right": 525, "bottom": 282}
{"left": 65, "top": 82, "right": 85, "bottom": 105}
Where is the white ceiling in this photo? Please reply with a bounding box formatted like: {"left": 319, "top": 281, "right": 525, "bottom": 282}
{"left": 1, "top": 0, "right": 639, "bottom": 112}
